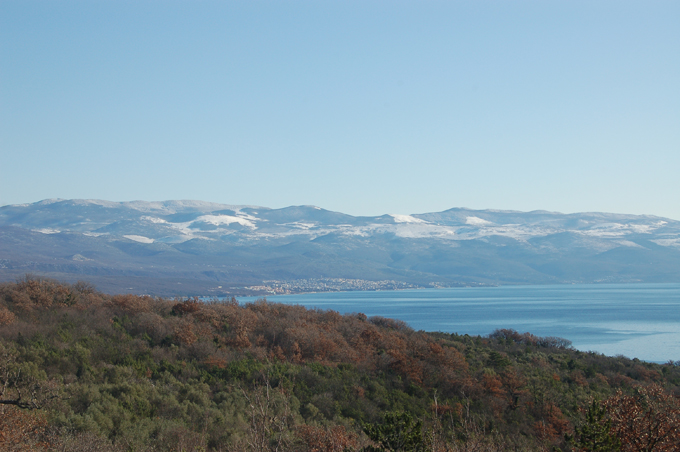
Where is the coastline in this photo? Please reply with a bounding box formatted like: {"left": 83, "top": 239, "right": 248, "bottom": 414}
{"left": 231, "top": 282, "right": 680, "bottom": 363}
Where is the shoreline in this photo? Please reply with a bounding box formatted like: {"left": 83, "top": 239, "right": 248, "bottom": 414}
{"left": 228, "top": 282, "right": 680, "bottom": 364}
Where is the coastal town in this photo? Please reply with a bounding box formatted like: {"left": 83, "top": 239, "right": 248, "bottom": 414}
{"left": 245, "top": 278, "right": 427, "bottom": 294}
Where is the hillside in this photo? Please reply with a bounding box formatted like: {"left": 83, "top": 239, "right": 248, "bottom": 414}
{"left": 2, "top": 199, "right": 680, "bottom": 295}
{"left": 1, "top": 277, "right": 680, "bottom": 451}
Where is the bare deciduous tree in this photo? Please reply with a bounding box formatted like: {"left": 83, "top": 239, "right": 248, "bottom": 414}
{"left": 604, "top": 384, "right": 680, "bottom": 452}
{"left": 240, "top": 376, "right": 293, "bottom": 452}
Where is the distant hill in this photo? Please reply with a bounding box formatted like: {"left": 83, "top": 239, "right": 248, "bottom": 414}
{"left": 1, "top": 199, "right": 680, "bottom": 295}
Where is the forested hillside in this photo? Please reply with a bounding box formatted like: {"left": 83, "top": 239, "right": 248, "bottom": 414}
{"left": 1, "top": 277, "right": 680, "bottom": 451}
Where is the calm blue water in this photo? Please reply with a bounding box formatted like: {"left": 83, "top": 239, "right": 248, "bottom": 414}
{"left": 238, "top": 283, "right": 680, "bottom": 363}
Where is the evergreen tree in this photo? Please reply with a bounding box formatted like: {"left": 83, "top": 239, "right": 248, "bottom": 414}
{"left": 363, "top": 411, "right": 426, "bottom": 452}
{"left": 571, "top": 400, "right": 620, "bottom": 452}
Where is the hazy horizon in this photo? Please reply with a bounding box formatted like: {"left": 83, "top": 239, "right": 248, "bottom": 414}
{"left": 3, "top": 197, "right": 680, "bottom": 221}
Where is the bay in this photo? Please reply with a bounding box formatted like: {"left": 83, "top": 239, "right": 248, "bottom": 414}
{"left": 238, "top": 283, "right": 680, "bottom": 363}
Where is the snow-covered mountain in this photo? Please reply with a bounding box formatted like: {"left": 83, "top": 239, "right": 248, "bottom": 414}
{"left": 1, "top": 199, "right": 680, "bottom": 295}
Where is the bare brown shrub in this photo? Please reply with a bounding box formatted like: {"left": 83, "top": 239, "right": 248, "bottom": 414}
{"left": 174, "top": 321, "right": 198, "bottom": 346}
{"left": 0, "top": 306, "right": 16, "bottom": 326}
{"left": 172, "top": 297, "right": 202, "bottom": 316}
{"left": 107, "top": 294, "right": 153, "bottom": 314}
{"left": 0, "top": 405, "right": 52, "bottom": 451}
{"left": 296, "top": 424, "right": 359, "bottom": 452}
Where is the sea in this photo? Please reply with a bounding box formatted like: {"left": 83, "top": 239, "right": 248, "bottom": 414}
{"left": 237, "top": 283, "right": 680, "bottom": 363}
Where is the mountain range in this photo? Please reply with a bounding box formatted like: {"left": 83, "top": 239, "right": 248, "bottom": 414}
{"left": 1, "top": 199, "right": 680, "bottom": 295}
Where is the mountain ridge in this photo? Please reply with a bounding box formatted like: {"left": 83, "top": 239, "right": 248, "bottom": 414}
{"left": 1, "top": 199, "right": 679, "bottom": 295}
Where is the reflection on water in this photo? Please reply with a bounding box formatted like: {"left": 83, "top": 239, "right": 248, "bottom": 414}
{"left": 238, "top": 283, "right": 680, "bottom": 363}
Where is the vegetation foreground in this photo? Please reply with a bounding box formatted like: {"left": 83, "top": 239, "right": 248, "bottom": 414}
{"left": 1, "top": 277, "right": 680, "bottom": 451}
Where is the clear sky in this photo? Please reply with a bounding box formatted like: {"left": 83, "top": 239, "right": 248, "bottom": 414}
{"left": 1, "top": 1, "right": 678, "bottom": 219}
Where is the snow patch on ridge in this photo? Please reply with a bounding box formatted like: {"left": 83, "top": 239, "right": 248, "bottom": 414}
{"left": 338, "top": 223, "right": 455, "bottom": 239}
{"left": 283, "top": 222, "right": 316, "bottom": 230}
{"left": 34, "top": 228, "right": 60, "bottom": 234}
{"left": 652, "top": 238, "right": 680, "bottom": 248}
{"left": 390, "top": 214, "right": 428, "bottom": 224}
{"left": 142, "top": 216, "right": 168, "bottom": 224}
{"left": 234, "top": 211, "right": 261, "bottom": 223}
{"left": 36, "top": 199, "right": 64, "bottom": 205}
{"left": 72, "top": 254, "right": 92, "bottom": 261}
{"left": 71, "top": 199, "right": 120, "bottom": 208}
{"left": 393, "top": 224, "right": 456, "bottom": 239}
{"left": 629, "top": 224, "right": 654, "bottom": 234}
{"left": 124, "top": 235, "right": 155, "bottom": 244}
{"left": 466, "top": 216, "right": 492, "bottom": 226}
{"left": 193, "top": 215, "right": 256, "bottom": 228}
{"left": 616, "top": 240, "right": 644, "bottom": 248}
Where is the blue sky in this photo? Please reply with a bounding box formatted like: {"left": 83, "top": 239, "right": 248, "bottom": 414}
{"left": 1, "top": 1, "right": 678, "bottom": 218}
